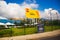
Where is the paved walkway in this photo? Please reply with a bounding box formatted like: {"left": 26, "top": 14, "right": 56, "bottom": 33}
{"left": 0, "top": 30, "right": 60, "bottom": 40}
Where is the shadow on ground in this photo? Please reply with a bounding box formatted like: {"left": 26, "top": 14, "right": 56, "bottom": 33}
{"left": 28, "top": 35, "right": 60, "bottom": 40}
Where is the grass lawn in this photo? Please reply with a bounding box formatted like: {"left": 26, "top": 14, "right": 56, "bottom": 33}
{"left": 11, "top": 25, "right": 60, "bottom": 36}
{"left": 11, "top": 26, "right": 38, "bottom": 36}
{"left": 44, "top": 26, "right": 60, "bottom": 32}
{"left": 25, "top": 27, "right": 37, "bottom": 34}
{"left": 0, "top": 26, "right": 60, "bottom": 37}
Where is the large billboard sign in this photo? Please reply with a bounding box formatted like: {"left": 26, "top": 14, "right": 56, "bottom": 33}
{"left": 25, "top": 8, "right": 40, "bottom": 18}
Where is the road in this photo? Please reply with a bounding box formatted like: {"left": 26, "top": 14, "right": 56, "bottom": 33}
{"left": 28, "top": 35, "right": 60, "bottom": 40}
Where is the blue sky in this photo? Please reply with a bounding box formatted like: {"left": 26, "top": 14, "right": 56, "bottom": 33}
{"left": 4, "top": 0, "right": 60, "bottom": 12}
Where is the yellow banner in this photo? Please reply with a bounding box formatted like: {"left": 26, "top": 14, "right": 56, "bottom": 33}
{"left": 25, "top": 8, "right": 40, "bottom": 18}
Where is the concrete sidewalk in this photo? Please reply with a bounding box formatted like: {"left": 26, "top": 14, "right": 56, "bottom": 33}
{"left": 0, "top": 30, "right": 60, "bottom": 40}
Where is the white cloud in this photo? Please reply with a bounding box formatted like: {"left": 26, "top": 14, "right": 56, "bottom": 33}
{"left": 43, "top": 8, "right": 60, "bottom": 20}
{"left": 21, "top": 2, "right": 38, "bottom": 9}
{"left": 0, "top": 1, "right": 7, "bottom": 17}
{"left": 30, "top": 3, "right": 38, "bottom": 8}
{"left": 0, "top": 0, "right": 39, "bottom": 18}
{"left": 0, "top": 1, "right": 60, "bottom": 20}
{"left": 0, "top": 16, "right": 7, "bottom": 19}
{"left": 25, "top": 0, "right": 36, "bottom": 3}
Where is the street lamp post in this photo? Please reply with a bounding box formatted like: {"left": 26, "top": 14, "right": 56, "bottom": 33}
{"left": 49, "top": 9, "right": 53, "bottom": 31}
{"left": 56, "top": 12, "right": 59, "bottom": 27}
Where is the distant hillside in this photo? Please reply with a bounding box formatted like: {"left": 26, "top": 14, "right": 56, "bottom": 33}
{"left": 9, "top": 18, "right": 25, "bottom": 20}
